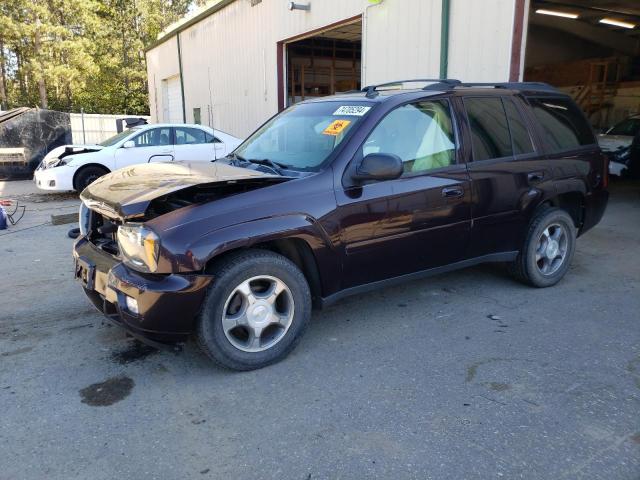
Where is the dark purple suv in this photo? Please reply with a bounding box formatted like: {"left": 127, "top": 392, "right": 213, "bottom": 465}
{"left": 73, "top": 80, "right": 609, "bottom": 370}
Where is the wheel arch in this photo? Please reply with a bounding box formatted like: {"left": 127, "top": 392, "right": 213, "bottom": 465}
{"left": 544, "top": 191, "right": 585, "bottom": 230}
{"left": 72, "top": 163, "right": 111, "bottom": 191}
{"left": 192, "top": 215, "right": 337, "bottom": 306}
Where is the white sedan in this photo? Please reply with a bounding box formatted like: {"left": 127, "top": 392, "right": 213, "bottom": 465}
{"left": 34, "top": 124, "right": 242, "bottom": 192}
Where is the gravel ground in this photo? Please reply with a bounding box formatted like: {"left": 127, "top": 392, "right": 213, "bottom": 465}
{"left": 0, "top": 179, "right": 639, "bottom": 480}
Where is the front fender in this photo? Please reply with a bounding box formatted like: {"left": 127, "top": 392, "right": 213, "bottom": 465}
{"left": 182, "top": 214, "right": 335, "bottom": 272}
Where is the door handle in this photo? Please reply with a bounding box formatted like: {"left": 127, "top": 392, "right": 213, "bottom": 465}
{"left": 527, "top": 171, "right": 545, "bottom": 183}
{"left": 441, "top": 186, "right": 464, "bottom": 198}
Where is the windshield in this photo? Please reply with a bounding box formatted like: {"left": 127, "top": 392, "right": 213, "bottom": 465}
{"left": 233, "top": 101, "right": 374, "bottom": 170}
{"left": 99, "top": 128, "right": 139, "bottom": 147}
{"left": 607, "top": 117, "right": 640, "bottom": 137}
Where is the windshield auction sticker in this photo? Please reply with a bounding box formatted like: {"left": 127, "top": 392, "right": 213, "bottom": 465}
{"left": 323, "top": 119, "right": 351, "bottom": 136}
{"left": 333, "top": 106, "right": 371, "bottom": 116}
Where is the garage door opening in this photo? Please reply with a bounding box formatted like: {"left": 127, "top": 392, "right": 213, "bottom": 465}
{"left": 162, "top": 75, "right": 183, "bottom": 123}
{"left": 523, "top": 1, "right": 640, "bottom": 129}
{"left": 285, "top": 19, "right": 362, "bottom": 107}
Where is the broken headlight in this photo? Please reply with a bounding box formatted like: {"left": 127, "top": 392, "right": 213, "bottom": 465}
{"left": 117, "top": 224, "right": 160, "bottom": 273}
{"left": 78, "top": 203, "right": 90, "bottom": 236}
{"left": 43, "top": 158, "right": 67, "bottom": 169}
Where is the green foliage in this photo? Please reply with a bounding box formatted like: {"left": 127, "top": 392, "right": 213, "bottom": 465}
{"left": 0, "top": 0, "right": 194, "bottom": 115}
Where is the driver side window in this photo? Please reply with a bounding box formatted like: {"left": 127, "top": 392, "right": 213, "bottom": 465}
{"left": 133, "top": 128, "right": 172, "bottom": 147}
{"left": 362, "top": 100, "right": 456, "bottom": 175}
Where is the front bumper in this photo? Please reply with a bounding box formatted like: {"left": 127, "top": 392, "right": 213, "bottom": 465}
{"left": 73, "top": 236, "right": 213, "bottom": 344}
{"left": 34, "top": 166, "right": 75, "bottom": 191}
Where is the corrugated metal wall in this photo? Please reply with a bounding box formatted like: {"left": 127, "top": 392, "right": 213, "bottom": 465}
{"left": 70, "top": 113, "right": 151, "bottom": 144}
{"left": 147, "top": 0, "right": 519, "bottom": 138}
{"left": 448, "top": 0, "right": 516, "bottom": 81}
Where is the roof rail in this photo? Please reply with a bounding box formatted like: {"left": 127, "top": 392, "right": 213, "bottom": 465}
{"left": 361, "top": 78, "right": 462, "bottom": 98}
{"left": 454, "top": 82, "right": 559, "bottom": 93}
{"left": 360, "top": 80, "right": 559, "bottom": 97}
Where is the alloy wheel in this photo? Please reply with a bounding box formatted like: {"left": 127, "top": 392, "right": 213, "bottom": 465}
{"left": 535, "top": 223, "right": 569, "bottom": 276}
{"left": 221, "top": 275, "right": 295, "bottom": 353}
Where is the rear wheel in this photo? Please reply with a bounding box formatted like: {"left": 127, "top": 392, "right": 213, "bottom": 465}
{"left": 74, "top": 165, "right": 108, "bottom": 192}
{"left": 509, "top": 207, "right": 577, "bottom": 287}
{"left": 196, "top": 250, "right": 312, "bottom": 370}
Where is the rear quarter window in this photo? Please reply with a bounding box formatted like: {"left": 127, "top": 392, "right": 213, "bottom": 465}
{"left": 527, "top": 97, "right": 595, "bottom": 152}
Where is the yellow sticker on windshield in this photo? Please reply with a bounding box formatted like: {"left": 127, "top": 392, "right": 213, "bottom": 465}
{"left": 323, "top": 119, "right": 351, "bottom": 136}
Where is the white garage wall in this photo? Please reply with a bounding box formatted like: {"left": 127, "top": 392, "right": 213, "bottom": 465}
{"left": 146, "top": 37, "right": 180, "bottom": 123}
{"left": 448, "top": 0, "right": 516, "bottom": 81}
{"left": 175, "top": 0, "right": 371, "bottom": 138}
{"left": 363, "top": 0, "right": 442, "bottom": 86}
{"left": 147, "top": 0, "right": 519, "bottom": 138}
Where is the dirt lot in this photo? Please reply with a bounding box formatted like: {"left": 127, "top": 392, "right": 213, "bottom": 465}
{"left": 1, "top": 179, "right": 639, "bottom": 480}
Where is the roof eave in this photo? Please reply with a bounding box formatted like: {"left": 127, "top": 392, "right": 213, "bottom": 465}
{"left": 145, "top": 0, "right": 236, "bottom": 52}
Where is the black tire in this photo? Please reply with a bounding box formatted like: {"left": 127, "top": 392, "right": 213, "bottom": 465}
{"left": 509, "top": 206, "right": 577, "bottom": 288}
{"left": 74, "top": 165, "right": 108, "bottom": 192}
{"left": 196, "top": 249, "right": 312, "bottom": 371}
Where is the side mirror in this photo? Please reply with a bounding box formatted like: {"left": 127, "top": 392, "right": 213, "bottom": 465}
{"left": 351, "top": 153, "right": 403, "bottom": 182}
{"left": 122, "top": 140, "right": 135, "bottom": 149}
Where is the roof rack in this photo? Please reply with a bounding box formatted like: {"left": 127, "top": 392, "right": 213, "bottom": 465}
{"left": 361, "top": 79, "right": 559, "bottom": 97}
{"left": 361, "top": 79, "right": 462, "bottom": 98}
{"left": 451, "top": 82, "right": 559, "bottom": 93}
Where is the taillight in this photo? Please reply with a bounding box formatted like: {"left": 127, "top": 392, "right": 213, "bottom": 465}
{"left": 602, "top": 153, "right": 609, "bottom": 188}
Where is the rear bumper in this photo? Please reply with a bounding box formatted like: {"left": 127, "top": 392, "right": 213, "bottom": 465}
{"left": 73, "top": 236, "right": 213, "bottom": 344}
{"left": 581, "top": 188, "right": 609, "bottom": 235}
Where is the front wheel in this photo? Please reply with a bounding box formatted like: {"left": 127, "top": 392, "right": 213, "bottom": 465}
{"left": 196, "top": 250, "right": 312, "bottom": 370}
{"left": 509, "top": 207, "right": 577, "bottom": 288}
{"left": 74, "top": 165, "right": 108, "bottom": 192}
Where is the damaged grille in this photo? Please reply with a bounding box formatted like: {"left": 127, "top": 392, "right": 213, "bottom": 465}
{"left": 87, "top": 210, "right": 121, "bottom": 256}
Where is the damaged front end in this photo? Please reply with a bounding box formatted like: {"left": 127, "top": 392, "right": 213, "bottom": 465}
{"left": 80, "top": 160, "right": 289, "bottom": 221}
{"left": 74, "top": 161, "right": 290, "bottom": 345}
{"left": 37, "top": 144, "right": 104, "bottom": 170}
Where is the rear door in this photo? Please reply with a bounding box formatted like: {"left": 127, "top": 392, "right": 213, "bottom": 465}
{"left": 336, "top": 98, "right": 472, "bottom": 288}
{"left": 459, "top": 95, "right": 548, "bottom": 257}
{"left": 114, "top": 127, "right": 174, "bottom": 168}
{"left": 173, "top": 126, "right": 216, "bottom": 162}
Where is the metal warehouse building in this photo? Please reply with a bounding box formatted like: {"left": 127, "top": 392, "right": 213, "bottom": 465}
{"left": 146, "top": 0, "right": 640, "bottom": 138}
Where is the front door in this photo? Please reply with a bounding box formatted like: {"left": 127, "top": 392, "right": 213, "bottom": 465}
{"left": 336, "top": 99, "right": 472, "bottom": 289}
{"left": 115, "top": 127, "right": 174, "bottom": 168}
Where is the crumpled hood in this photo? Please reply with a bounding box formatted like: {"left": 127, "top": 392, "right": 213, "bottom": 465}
{"left": 80, "top": 161, "right": 279, "bottom": 220}
{"left": 40, "top": 144, "right": 104, "bottom": 168}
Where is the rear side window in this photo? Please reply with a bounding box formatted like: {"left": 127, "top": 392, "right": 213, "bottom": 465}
{"left": 528, "top": 97, "right": 595, "bottom": 151}
{"left": 175, "top": 127, "right": 206, "bottom": 145}
{"left": 464, "top": 97, "right": 512, "bottom": 161}
{"left": 503, "top": 98, "right": 535, "bottom": 155}
{"left": 204, "top": 132, "right": 221, "bottom": 143}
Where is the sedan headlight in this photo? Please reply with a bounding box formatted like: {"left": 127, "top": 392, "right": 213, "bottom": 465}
{"left": 117, "top": 224, "right": 160, "bottom": 272}
{"left": 42, "top": 158, "right": 67, "bottom": 169}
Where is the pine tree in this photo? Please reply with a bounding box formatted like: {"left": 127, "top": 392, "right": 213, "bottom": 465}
{"left": 0, "top": 0, "right": 194, "bottom": 114}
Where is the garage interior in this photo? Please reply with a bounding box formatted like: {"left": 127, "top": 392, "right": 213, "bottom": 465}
{"left": 285, "top": 20, "right": 362, "bottom": 107}
{"left": 525, "top": 0, "right": 640, "bottom": 129}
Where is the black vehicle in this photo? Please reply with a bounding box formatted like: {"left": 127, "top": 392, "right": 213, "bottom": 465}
{"left": 73, "top": 79, "right": 609, "bottom": 370}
